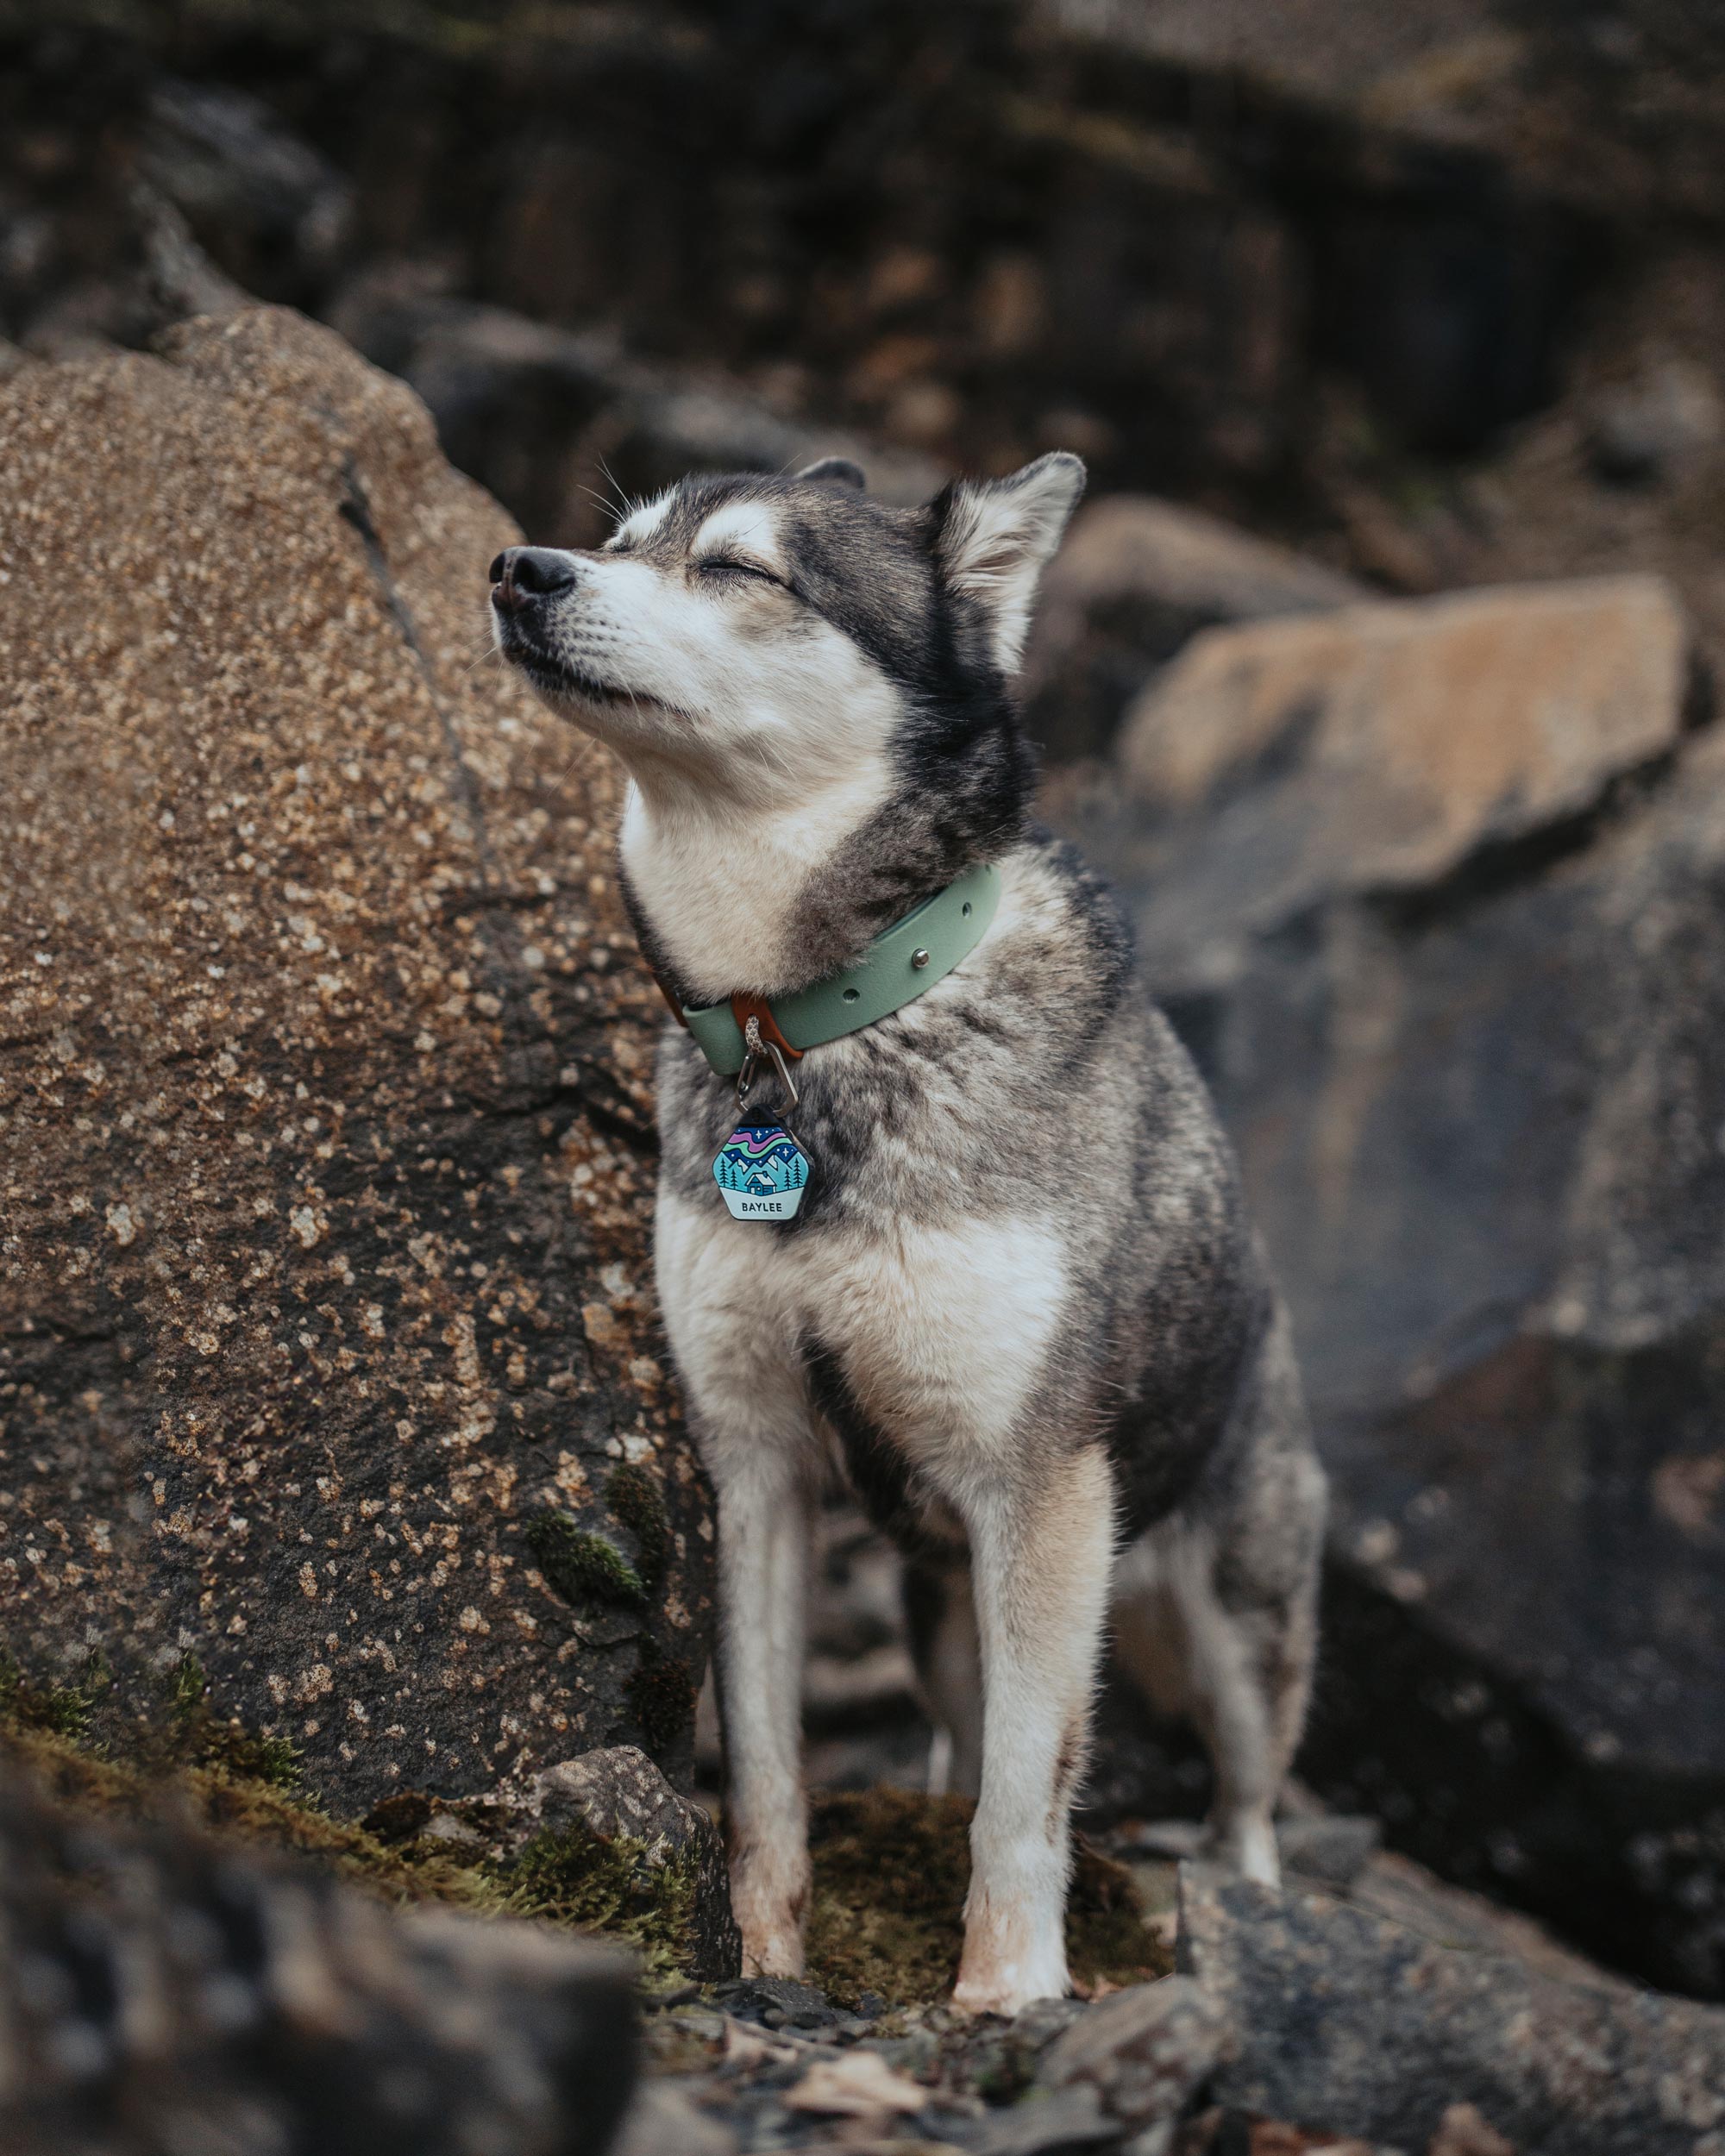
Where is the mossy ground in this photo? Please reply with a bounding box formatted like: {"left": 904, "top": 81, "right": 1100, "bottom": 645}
{"left": 0, "top": 1664, "right": 699, "bottom": 1984}
{"left": 3, "top": 1660, "right": 1168, "bottom": 2010}
{"left": 498, "top": 1821, "right": 702, "bottom": 1983}
{"left": 804, "top": 1786, "right": 1173, "bottom": 2007}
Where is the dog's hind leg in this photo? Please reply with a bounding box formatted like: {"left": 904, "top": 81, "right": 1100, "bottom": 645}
{"left": 1115, "top": 1305, "right": 1326, "bottom": 1888}
{"left": 1151, "top": 1520, "right": 1287, "bottom": 1885}
{"left": 953, "top": 1444, "right": 1115, "bottom": 2015}
{"left": 903, "top": 1559, "right": 984, "bottom": 1799}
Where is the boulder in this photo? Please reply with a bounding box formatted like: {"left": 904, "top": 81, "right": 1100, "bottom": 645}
{"left": 971, "top": 2085, "right": 1120, "bottom": 2153}
{"left": 1024, "top": 494, "right": 1364, "bottom": 760}
{"left": 1176, "top": 1862, "right": 1725, "bottom": 2155}
{"left": 0, "top": 308, "right": 712, "bottom": 1814}
{"left": 611, "top": 2079, "right": 739, "bottom": 2156}
{"left": 1073, "top": 575, "right": 1725, "bottom": 1995}
{"left": 1037, "top": 1976, "right": 1228, "bottom": 2150}
{"left": 140, "top": 77, "right": 354, "bottom": 298}
{"left": 1113, "top": 574, "right": 1701, "bottom": 993}
{"left": 0, "top": 1754, "right": 639, "bottom": 2156}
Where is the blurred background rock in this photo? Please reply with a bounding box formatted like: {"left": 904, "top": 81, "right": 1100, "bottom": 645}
{"left": 4, "top": 0, "right": 1725, "bottom": 2026}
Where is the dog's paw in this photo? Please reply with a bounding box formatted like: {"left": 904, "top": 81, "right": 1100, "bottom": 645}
{"left": 731, "top": 1846, "right": 811, "bottom": 1979}
{"left": 737, "top": 1919, "right": 807, "bottom": 1980}
{"left": 1208, "top": 1811, "right": 1281, "bottom": 1890}
{"left": 952, "top": 1954, "right": 1070, "bottom": 2020}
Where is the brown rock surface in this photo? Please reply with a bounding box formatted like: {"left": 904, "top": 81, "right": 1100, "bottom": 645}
{"left": 1038, "top": 1974, "right": 1228, "bottom": 2134}
{"left": 505, "top": 1743, "right": 741, "bottom": 1983}
{"left": 0, "top": 307, "right": 711, "bottom": 1809}
{"left": 1113, "top": 574, "right": 1698, "bottom": 988}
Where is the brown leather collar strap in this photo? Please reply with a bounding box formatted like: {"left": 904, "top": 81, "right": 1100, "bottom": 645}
{"left": 730, "top": 992, "right": 805, "bottom": 1061}
{"left": 648, "top": 971, "right": 804, "bottom": 1063}
{"left": 649, "top": 970, "right": 689, "bottom": 1029}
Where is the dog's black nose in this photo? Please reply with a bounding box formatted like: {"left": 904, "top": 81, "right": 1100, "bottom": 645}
{"left": 491, "top": 546, "right": 576, "bottom": 602}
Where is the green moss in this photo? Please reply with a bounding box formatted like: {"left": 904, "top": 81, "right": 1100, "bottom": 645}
{"left": 0, "top": 1714, "right": 452, "bottom": 1896}
{"left": 0, "top": 1646, "right": 110, "bottom": 1740}
{"left": 605, "top": 1463, "right": 672, "bottom": 1590}
{"left": 166, "top": 1651, "right": 208, "bottom": 1723}
{"left": 0, "top": 1655, "right": 440, "bottom": 1908}
{"left": 160, "top": 1651, "right": 304, "bottom": 1787}
{"left": 524, "top": 1508, "right": 647, "bottom": 1608}
{"left": 2, "top": 1658, "right": 1165, "bottom": 2015}
{"left": 494, "top": 1820, "right": 699, "bottom": 1983}
{"left": 803, "top": 1787, "right": 1172, "bottom": 2008}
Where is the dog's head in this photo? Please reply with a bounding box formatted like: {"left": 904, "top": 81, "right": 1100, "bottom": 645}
{"left": 488, "top": 453, "right": 1084, "bottom": 790}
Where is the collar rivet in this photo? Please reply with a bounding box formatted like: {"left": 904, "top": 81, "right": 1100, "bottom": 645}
{"left": 911, "top": 947, "right": 932, "bottom": 969}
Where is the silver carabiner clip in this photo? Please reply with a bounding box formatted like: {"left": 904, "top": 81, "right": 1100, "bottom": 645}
{"left": 736, "top": 1014, "right": 800, "bottom": 1119}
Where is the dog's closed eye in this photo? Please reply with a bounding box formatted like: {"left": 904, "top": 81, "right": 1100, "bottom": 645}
{"left": 695, "top": 557, "right": 784, "bottom": 588}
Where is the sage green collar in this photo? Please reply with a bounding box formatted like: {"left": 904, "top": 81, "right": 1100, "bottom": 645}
{"left": 668, "top": 860, "right": 1001, "bottom": 1078}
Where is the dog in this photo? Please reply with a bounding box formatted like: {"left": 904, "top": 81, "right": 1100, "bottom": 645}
{"left": 489, "top": 452, "right": 1327, "bottom": 2015}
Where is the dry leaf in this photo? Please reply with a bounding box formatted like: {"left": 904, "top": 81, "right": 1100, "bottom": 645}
{"left": 786, "top": 2047, "right": 930, "bottom": 2116}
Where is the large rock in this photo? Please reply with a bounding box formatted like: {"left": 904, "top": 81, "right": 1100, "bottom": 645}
{"left": 1074, "top": 577, "right": 1725, "bottom": 1995}
{"left": 0, "top": 1753, "right": 639, "bottom": 2156}
{"left": 141, "top": 77, "right": 354, "bottom": 298}
{"left": 1177, "top": 1862, "right": 1725, "bottom": 2155}
{"left": 1113, "top": 574, "right": 1701, "bottom": 992}
{"left": 1023, "top": 494, "right": 1364, "bottom": 760}
{"left": 0, "top": 308, "right": 712, "bottom": 1812}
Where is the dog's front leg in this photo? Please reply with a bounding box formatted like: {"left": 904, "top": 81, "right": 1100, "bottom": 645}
{"left": 712, "top": 1443, "right": 818, "bottom": 1977}
{"left": 954, "top": 1444, "right": 1115, "bottom": 2016}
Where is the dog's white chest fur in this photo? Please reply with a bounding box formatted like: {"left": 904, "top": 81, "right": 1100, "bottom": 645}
{"left": 656, "top": 1195, "right": 1067, "bottom": 1484}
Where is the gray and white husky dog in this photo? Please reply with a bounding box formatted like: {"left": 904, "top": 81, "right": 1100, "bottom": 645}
{"left": 489, "top": 453, "right": 1327, "bottom": 2015}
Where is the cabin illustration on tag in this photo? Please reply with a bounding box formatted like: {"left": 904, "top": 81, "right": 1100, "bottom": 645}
{"left": 712, "top": 1124, "right": 812, "bottom": 1220}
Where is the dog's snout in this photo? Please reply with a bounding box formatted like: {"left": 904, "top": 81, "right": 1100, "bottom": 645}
{"left": 490, "top": 546, "right": 578, "bottom": 611}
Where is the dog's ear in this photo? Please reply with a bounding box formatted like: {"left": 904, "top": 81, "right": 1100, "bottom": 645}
{"left": 928, "top": 452, "right": 1086, "bottom": 672}
{"left": 795, "top": 456, "right": 867, "bottom": 491}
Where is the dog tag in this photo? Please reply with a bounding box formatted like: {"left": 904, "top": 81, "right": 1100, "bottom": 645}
{"left": 712, "top": 1124, "right": 811, "bottom": 1221}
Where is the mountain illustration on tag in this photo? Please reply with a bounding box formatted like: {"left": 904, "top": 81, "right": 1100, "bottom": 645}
{"left": 712, "top": 1125, "right": 812, "bottom": 1220}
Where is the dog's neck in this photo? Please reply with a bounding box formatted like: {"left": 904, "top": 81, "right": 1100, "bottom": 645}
{"left": 615, "top": 716, "right": 1035, "bottom": 1008}
{"left": 617, "top": 750, "right": 895, "bottom": 1006}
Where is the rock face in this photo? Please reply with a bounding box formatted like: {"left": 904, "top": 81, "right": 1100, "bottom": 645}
{"left": 1113, "top": 575, "right": 1701, "bottom": 990}
{"left": 1, "top": 0, "right": 1644, "bottom": 499}
{"left": 1076, "top": 576, "right": 1725, "bottom": 1996}
{"left": 1177, "top": 1863, "right": 1725, "bottom": 2155}
{"left": 0, "top": 309, "right": 712, "bottom": 1813}
{"left": 1023, "top": 495, "right": 1364, "bottom": 760}
{"left": 0, "top": 1755, "right": 640, "bottom": 2156}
